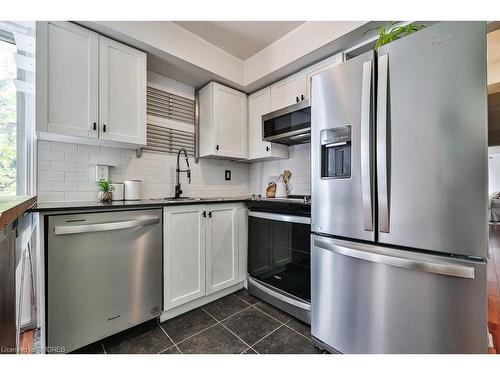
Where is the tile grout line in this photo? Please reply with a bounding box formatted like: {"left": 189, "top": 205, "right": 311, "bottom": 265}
{"left": 157, "top": 320, "right": 182, "bottom": 354}
{"left": 232, "top": 292, "right": 259, "bottom": 307}
{"left": 283, "top": 322, "right": 314, "bottom": 342}
{"left": 201, "top": 307, "right": 253, "bottom": 353}
{"left": 167, "top": 320, "right": 220, "bottom": 348}
{"left": 252, "top": 303, "right": 294, "bottom": 325}
{"left": 219, "top": 304, "right": 252, "bottom": 323}
{"left": 247, "top": 323, "right": 285, "bottom": 352}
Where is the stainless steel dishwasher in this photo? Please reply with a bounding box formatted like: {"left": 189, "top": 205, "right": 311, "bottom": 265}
{"left": 47, "top": 209, "right": 162, "bottom": 353}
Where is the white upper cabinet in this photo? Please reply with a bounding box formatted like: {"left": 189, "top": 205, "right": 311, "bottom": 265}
{"left": 304, "top": 53, "right": 344, "bottom": 100}
{"left": 199, "top": 82, "right": 248, "bottom": 159}
{"left": 99, "top": 36, "right": 146, "bottom": 145}
{"left": 40, "top": 22, "right": 99, "bottom": 138}
{"left": 248, "top": 87, "right": 288, "bottom": 161}
{"left": 37, "top": 21, "right": 146, "bottom": 148}
{"left": 270, "top": 72, "right": 307, "bottom": 112}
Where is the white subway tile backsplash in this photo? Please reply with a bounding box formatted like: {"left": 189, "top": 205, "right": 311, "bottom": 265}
{"left": 64, "top": 172, "right": 89, "bottom": 182}
{"left": 37, "top": 192, "right": 65, "bottom": 202}
{"left": 52, "top": 141, "right": 78, "bottom": 152}
{"left": 38, "top": 140, "right": 52, "bottom": 150}
{"left": 51, "top": 182, "right": 78, "bottom": 192}
{"left": 38, "top": 160, "right": 51, "bottom": 171}
{"left": 38, "top": 149, "right": 64, "bottom": 161}
{"left": 38, "top": 170, "right": 65, "bottom": 182}
{"left": 249, "top": 143, "right": 311, "bottom": 196}
{"left": 65, "top": 152, "right": 89, "bottom": 163}
{"left": 37, "top": 140, "right": 251, "bottom": 202}
{"left": 51, "top": 161, "right": 77, "bottom": 172}
{"left": 64, "top": 192, "right": 91, "bottom": 202}
{"left": 77, "top": 144, "right": 99, "bottom": 154}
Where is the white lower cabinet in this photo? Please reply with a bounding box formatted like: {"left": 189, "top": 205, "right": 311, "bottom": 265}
{"left": 163, "top": 203, "right": 247, "bottom": 311}
{"left": 205, "top": 204, "right": 238, "bottom": 295}
{"left": 163, "top": 205, "right": 206, "bottom": 310}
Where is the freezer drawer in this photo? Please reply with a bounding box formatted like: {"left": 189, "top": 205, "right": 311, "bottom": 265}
{"left": 47, "top": 209, "right": 163, "bottom": 353}
{"left": 311, "top": 234, "right": 487, "bottom": 353}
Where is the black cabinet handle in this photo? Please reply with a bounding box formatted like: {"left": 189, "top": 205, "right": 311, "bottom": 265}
{"left": 103, "top": 124, "right": 107, "bottom": 132}
{"left": 296, "top": 96, "right": 299, "bottom": 103}
{"left": 216, "top": 145, "right": 219, "bottom": 151}
{"left": 202, "top": 211, "right": 206, "bottom": 218}
{"left": 266, "top": 146, "right": 270, "bottom": 152}
{"left": 93, "top": 122, "right": 96, "bottom": 131}
{"left": 208, "top": 211, "right": 212, "bottom": 218}
{"left": 301, "top": 94, "right": 305, "bottom": 101}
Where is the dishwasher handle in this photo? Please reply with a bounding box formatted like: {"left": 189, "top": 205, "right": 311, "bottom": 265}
{"left": 54, "top": 217, "right": 160, "bottom": 235}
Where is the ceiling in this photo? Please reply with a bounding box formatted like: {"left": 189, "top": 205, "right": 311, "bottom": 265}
{"left": 173, "top": 21, "right": 305, "bottom": 60}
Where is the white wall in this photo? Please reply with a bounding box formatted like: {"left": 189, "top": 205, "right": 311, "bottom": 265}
{"left": 249, "top": 143, "right": 310, "bottom": 196}
{"left": 88, "top": 21, "right": 244, "bottom": 84}
{"left": 243, "top": 21, "right": 366, "bottom": 86}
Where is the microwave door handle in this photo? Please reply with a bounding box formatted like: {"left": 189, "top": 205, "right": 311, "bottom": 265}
{"left": 377, "top": 54, "right": 390, "bottom": 233}
{"left": 360, "top": 59, "right": 373, "bottom": 232}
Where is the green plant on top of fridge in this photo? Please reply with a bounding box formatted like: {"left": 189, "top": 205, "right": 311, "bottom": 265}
{"left": 368, "top": 21, "right": 427, "bottom": 50}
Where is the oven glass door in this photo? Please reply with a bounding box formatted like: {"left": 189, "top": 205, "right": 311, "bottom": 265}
{"left": 248, "top": 214, "right": 311, "bottom": 301}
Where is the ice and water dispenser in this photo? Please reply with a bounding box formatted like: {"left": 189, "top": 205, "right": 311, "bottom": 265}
{"left": 320, "top": 125, "right": 351, "bottom": 179}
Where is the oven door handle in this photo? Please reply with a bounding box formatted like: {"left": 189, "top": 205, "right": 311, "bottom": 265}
{"left": 248, "top": 211, "right": 310, "bottom": 225}
{"left": 249, "top": 278, "right": 311, "bottom": 311}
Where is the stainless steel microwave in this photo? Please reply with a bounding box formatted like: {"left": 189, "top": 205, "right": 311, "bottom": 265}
{"left": 262, "top": 99, "right": 311, "bottom": 145}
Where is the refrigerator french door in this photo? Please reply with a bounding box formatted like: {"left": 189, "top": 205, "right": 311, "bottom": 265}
{"left": 311, "top": 21, "right": 488, "bottom": 353}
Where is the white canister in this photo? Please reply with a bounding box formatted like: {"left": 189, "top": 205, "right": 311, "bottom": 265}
{"left": 275, "top": 181, "right": 292, "bottom": 198}
{"left": 110, "top": 183, "right": 124, "bottom": 201}
{"left": 124, "top": 180, "right": 142, "bottom": 200}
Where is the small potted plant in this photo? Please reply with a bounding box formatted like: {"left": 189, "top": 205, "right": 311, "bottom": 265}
{"left": 97, "top": 180, "right": 114, "bottom": 202}
{"left": 368, "top": 21, "right": 427, "bottom": 50}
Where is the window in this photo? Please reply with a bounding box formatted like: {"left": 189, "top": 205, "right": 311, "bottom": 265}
{"left": 0, "top": 37, "right": 17, "bottom": 196}
{"left": 142, "top": 84, "right": 196, "bottom": 157}
{"left": 0, "top": 22, "right": 36, "bottom": 196}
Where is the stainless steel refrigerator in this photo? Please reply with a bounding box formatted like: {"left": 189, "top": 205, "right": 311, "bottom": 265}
{"left": 310, "top": 21, "right": 488, "bottom": 354}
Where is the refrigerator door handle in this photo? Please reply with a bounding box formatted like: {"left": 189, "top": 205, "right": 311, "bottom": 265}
{"left": 377, "top": 53, "right": 390, "bottom": 233}
{"left": 314, "top": 239, "right": 475, "bottom": 279}
{"left": 360, "top": 59, "right": 373, "bottom": 231}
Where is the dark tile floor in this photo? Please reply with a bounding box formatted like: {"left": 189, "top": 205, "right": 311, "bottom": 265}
{"left": 71, "top": 288, "right": 325, "bottom": 354}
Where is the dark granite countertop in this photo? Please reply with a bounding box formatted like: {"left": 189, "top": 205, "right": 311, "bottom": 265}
{"left": 30, "top": 196, "right": 250, "bottom": 213}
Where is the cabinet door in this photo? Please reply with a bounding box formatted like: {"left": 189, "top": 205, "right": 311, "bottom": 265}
{"left": 213, "top": 83, "right": 247, "bottom": 159}
{"left": 248, "top": 87, "right": 271, "bottom": 160}
{"left": 164, "top": 205, "right": 206, "bottom": 310}
{"left": 305, "top": 54, "right": 343, "bottom": 100}
{"left": 99, "top": 36, "right": 146, "bottom": 145}
{"left": 248, "top": 87, "right": 288, "bottom": 161}
{"left": 205, "top": 204, "right": 238, "bottom": 295}
{"left": 270, "top": 73, "right": 307, "bottom": 111}
{"left": 43, "top": 22, "right": 98, "bottom": 138}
